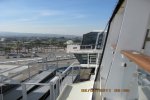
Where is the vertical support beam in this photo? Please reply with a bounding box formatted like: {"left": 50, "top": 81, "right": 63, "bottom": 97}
{"left": 96, "top": 53, "right": 100, "bottom": 65}
{"left": 59, "top": 75, "right": 62, "bottom": 92}
{"left": 0, "top": 86, "right": 3, "bottom": 100}
{"left": 42, "top": 58, "right": 44, "bottom": 71}
{"left": 0, "top": 76, "right": 4, "bottom": 100}
{"left": 79, "top": 66, "right": 81, "bottom": 81}
{"left": 27, "top": 64, "right": 31, "bottom": 79}
{"left": 87, "top": 53, "right": 89, "bottom": 67}
{"left": 22, "top": 84, "right": 27, "bottom": 100}
{"left": 67, "top": 61, "right": 70, "bottom": 67}
{"left": 45, "top": 57, "right": 48, "bottom": 70}
{"left": 95, "top": 32, "right": 100, "bottom": 49}
{"left": 50, "top": 82, "right": 54, "bottom": 100}
{"left": 72, "top": 67, "right": 74, "bottom": 83}
{"left": 55, "top": 80, "right": 60, "bottom": 98}
{"left": 56, "top": 57, "right": 59, "bottom": 69}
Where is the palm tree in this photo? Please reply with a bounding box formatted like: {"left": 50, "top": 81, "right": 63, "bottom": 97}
{"left": 24, "top": 43, "right": 31, "bottom": 53}
{"left": 4, "top": 46, "right": 12, "bottom": 55}
{"left": 16, "top": 41, "right": 23, "bottom": 54}
{"left": 33, "top": 39, "right": 42, "bottom": 53}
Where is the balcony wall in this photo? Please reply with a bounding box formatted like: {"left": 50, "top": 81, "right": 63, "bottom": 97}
{"left": 100, "top": 0, "right": 150, "bottom": 100}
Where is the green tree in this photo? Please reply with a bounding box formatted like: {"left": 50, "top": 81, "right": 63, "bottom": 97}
{"left": 16, "top": 41, "right": 23, "bottom": 54}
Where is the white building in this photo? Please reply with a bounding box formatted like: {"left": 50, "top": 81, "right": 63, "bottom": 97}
{"left": 65, "top": 40, "right": 74, "bottom": 45}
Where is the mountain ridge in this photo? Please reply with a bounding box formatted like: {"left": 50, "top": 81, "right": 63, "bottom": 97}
{"left": 0, "top": 31, "right": 81, "bottom": 38}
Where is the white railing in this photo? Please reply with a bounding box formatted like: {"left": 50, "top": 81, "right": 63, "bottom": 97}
{"left": 0, "top": 53, "right": 77, "bottom": 100}
{"left": 0, "top": 53, "right": 75, "bottom": 83}
{"left": 59, "top": 61, "right": 80, "bottom": 91}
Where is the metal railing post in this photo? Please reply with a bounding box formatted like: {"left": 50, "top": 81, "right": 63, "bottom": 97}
{"left": 42, "top": 58, "right": 45, "bottom": 71}
{"left": 56, "top": 79, "right": 60, "bottom": 98}
{"left": 88, "top": 53, "right": 89, "bottom": 67}
{"left": 22, "top": 84, "right": 27, "bottom": 100}
{"left": 79, "top": 66, "right": 81, "bottom": 81}
{"left": 72, "top": 67, "right": 74, "bottom": 83}
{"left": 27, "top": 64, "right": 31, "bottom": 79}
{"left": 50, "top": 82, "right": 54, "bottom": 100}
{"left": 0, "top": 76, "right": 4, "bottom": 100}
{"left": 56, "top": 57, "right": 59, "bottom": 69}
{"left": 45, "top": 57, "right": 48, "bottom": 70}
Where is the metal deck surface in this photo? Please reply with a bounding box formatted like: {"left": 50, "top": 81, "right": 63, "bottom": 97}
{"left": 26, "top": 81, "right": 51, "bottom": 100}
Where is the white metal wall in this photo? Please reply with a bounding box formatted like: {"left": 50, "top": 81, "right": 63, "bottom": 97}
{"left": 66, "top": 45, "right": 80, "bottom": 53}
{"left": 101, "top": 13, "right": 124, "bottom": 86}
{"left": 101, "top": 0, "right": 150, "bottom": 100}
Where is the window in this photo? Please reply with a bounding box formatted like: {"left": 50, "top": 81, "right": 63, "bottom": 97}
{"left": 97, "top": 33, "right": 104, "bottom": 49}
{"left": 81, "top": 32, "right": 98, "bottom": 49}
{"left": 73, "top": 47, "right": 77, "bottom": 49}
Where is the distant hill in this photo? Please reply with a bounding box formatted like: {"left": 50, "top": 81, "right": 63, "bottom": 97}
{"left": 0, "top": 32, "right": 80, "bottom": 38}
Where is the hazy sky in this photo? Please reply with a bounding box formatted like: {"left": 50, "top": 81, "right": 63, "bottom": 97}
{"left": 0, "top": 0, "right": 117, "bottom": 35}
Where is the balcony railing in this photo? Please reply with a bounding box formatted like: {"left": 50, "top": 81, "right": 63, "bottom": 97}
{"left": 121, "top": 50, "right": 150, "bottom": 73}
{"left": 0, "top": 53, "right": 77, "bottom": 100}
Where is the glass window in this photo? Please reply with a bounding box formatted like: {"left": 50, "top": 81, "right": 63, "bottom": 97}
{"left": 81, "top": 32, "right": 98, "bottom": 49}
{"left": 97, "top": 33, "right": 104, "bottom": 49}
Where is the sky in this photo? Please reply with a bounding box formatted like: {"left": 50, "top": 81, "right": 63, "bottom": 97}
{"left": 0, "top": 0, "right": 117, "bottom": 35}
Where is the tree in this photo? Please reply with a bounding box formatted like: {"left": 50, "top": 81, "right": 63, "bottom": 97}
{"left": 73, "top": 38, "right": 81, "bottom": 43}
{"left": 16, "top": 41, "right": 23, "bottom": 54}
{"left": 4, "top": 47, "right": 12, "bottom": 55}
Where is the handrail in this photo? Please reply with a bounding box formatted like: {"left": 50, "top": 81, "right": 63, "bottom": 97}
{"left": 121, "top": 50, "right": 150, "bottom": 73}
{"left": 61, "top": 61, "right": 79, "bottom": 77}
{"left": 0, "top": 53, "right": 74, "bottom": 74}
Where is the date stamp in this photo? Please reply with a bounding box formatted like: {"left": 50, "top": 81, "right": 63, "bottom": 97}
{"left": 81, "top": 88, "right": 129, "bottom": 92}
